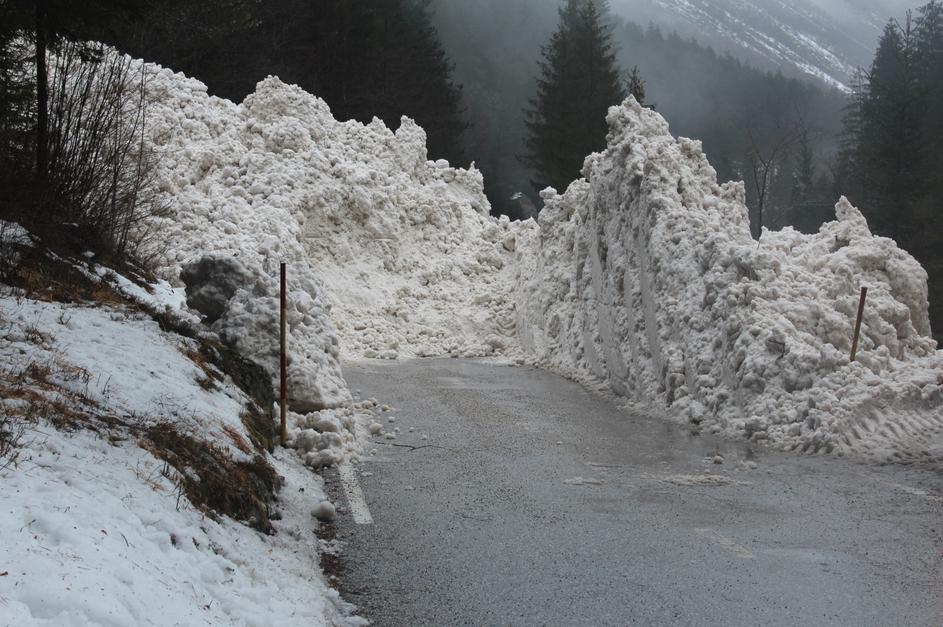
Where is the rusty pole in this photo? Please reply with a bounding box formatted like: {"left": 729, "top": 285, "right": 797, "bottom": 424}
{"left": 279, "top": 262, "right": 287, "bottom": 447}
{"left": 850, "top": 286, "right": 868, "bottom": 362}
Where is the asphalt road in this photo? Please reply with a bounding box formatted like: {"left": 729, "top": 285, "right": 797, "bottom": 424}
{"left": 325, "top": 359, "right": 943, "bottom": 626}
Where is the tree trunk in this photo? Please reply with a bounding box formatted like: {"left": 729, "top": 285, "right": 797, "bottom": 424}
{"left": 34, "top": 0, "right": 49, "bottom": 201}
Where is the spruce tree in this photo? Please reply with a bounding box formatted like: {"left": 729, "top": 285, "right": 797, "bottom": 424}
{"left": 97, "top": 0, "right": 467, "bottom": 164}
{"left": 842, "top": 18, "right": 920, "bottom": 241}
{"left": 915, "top": 1, "right": 943, "bottom": 195}
{"left": 523, "top": 0, "right": 627, "bottom": 192}
{"left": 913, "top": 1, "right": 943, "bottom": 335}
{"left": 839, "top": 3, "right": 943, "bottom": 336}
{"left": 627, "top": 65, "right": 646, "bottom": 105}
{"left": 0, "top": 9, "right": 35, "bottom": 216}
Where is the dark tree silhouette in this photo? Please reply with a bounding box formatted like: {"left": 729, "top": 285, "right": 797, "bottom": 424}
{"left": 839, "top": 2, "right": 943, "bottom": 337}
{"left": 523, "top": 0, "right": 627, "bottom": 192}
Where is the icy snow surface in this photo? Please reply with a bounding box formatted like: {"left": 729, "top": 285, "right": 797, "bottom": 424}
{"left": 0, "top": 297, "right": 247, "bottom": 452}
{"left": 516, "top": 98, "right": 943, "bottom": 462}
{"left": 139, "top": 58, "right": 942, "bottom": 462}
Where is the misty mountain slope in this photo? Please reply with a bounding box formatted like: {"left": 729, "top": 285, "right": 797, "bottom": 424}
{"left": 613, "top": 0, "right": 910, "bottom": 91}
{"left": 430, "top": 1, "right": 847, "bottom": 219}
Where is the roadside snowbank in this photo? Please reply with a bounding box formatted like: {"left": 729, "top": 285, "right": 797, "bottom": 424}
{"left": 0, "top": 429, "right": 354, "bottom": 626}
{"left": 516, "top": 98, "right": 943, "bottom": 462}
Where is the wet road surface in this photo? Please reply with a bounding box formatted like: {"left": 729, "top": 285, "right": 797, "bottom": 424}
{"left": 325, "top": 359, "right": 943, "bottom": 626}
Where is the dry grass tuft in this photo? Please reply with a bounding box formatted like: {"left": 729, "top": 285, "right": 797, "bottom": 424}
{"left": 0, "top": 244, "right": 129, "bottom": 307}
{"left": 0, "top": 412, "right": 26, "bottom": 472}
{"left": 0, "top": 359, "right": 112, "bottom": 434}
{"left": 141, "top": 423, "right": 282, "bottom": 534}
{"left": 240, "top": 406, "right": 276, "bottom": 454}
{"left": 179, "top": 346, "right": 225, "bottom": 392}
{"left": 222, "top": 424, "right": 252, "bottom": 455}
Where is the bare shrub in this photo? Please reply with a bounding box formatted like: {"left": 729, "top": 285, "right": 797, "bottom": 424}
{"left": 42, "top": 41, "right": 167, "bottom": 262}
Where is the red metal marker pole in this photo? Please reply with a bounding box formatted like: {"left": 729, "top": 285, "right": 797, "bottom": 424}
{"left": 850, "top": 286, "right": 868, "bottom": 363}
{"left": 279, "top": 262, "right": 287, "bottom": 447}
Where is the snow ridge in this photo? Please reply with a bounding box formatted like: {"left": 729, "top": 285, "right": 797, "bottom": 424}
{"left": 517, "top": 98, "right": 943, "bottom": 462}
{"left": 143, "top": 67, "right": 527, "bottom": 414}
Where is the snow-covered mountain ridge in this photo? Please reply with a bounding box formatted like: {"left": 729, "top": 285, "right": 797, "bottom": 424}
{"left": 613, "top": 0, "right": 910, "bottom": 91}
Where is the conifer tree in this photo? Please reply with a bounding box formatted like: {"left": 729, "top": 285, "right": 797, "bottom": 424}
{"left": 839, "top": 3, "right": 943, "bottom": 336}
{"left": 914, "top": 1, "right": 943, "bottom": 196}
{"left": 523, "top": 0, "right": 627, "bottom": 192}
{"left": 627, "top": 65, "right": 646, "bottom": 105}
{"left": 842, "top": 18, "right": 920, "bottom": 240}
{"left": 106, "top": 0, "right": 467, "bottom": 164}
{"left": 913, "top": 1, "right": 943, "bottom": 334}
{"left": 342, "top": 0, "right": 466, "bottom": 163}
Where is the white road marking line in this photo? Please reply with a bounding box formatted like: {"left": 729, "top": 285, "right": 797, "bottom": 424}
{"left": 338, "top": 464, "right": 373, "bottom": 525}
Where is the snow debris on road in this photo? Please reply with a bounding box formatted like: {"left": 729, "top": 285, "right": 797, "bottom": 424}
{"left": 137, "top": 55, "right": 943, "bottom": 462}
{"left": 142, "top": 65, "right": 530, "bottom": 371}
{"left": 516, "top": 97, "right": 943, "bottom": 462}
{"left": 143, "top": 69, "right": 349, "bottom": 412}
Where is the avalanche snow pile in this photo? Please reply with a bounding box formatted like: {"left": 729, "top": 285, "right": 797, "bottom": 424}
{"left": 516, "top": 98, "right": 943, "bottom": 462}
{"left": 140, "top": 58, "right": 942, "bottom": 463}
{"left": 143, "top": 65, "right": 525, "bottom": 378}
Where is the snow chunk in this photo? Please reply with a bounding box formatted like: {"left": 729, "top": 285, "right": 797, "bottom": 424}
{"left": 312, "top": 500, "right": 337, "bottom": 522}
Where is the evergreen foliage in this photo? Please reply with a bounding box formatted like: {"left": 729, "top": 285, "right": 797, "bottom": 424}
{"left": 627, "top": 65, "right": 646, "bottom": 105}
{"left": 523, "top": 0, "right": 627, "bottom": 193}
{"left": 0, "top": 15, "right": 34, "bottom": 215}
{"left": 97, "top": 0, "right": 467, "bottom": 165}
{"left": 839, "top": 1, "right": 943, "bottom": 337}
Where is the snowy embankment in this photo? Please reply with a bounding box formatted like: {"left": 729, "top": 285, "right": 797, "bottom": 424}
{"left": 516, "top": 100, "right": 943, "bottom": 462}
{"left": 0, "top": 226, "right": 364, "bottom": 624}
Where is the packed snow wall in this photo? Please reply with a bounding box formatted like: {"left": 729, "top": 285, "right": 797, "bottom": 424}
{"left": 516, "top": 98, "right": 943, "bottom": 462}
{"left": 144, "top": 69, "right": 349, "bottom": 410}
{"left": 142, "top": 63, "right": 527, "bottom": 412}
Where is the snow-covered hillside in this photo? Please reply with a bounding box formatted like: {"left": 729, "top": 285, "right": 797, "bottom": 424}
{"left": 612, "top": 0, "right": 910, "bottom": 91}
{"left": 0, "top": 231, "right": 365, "bottom": 624}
